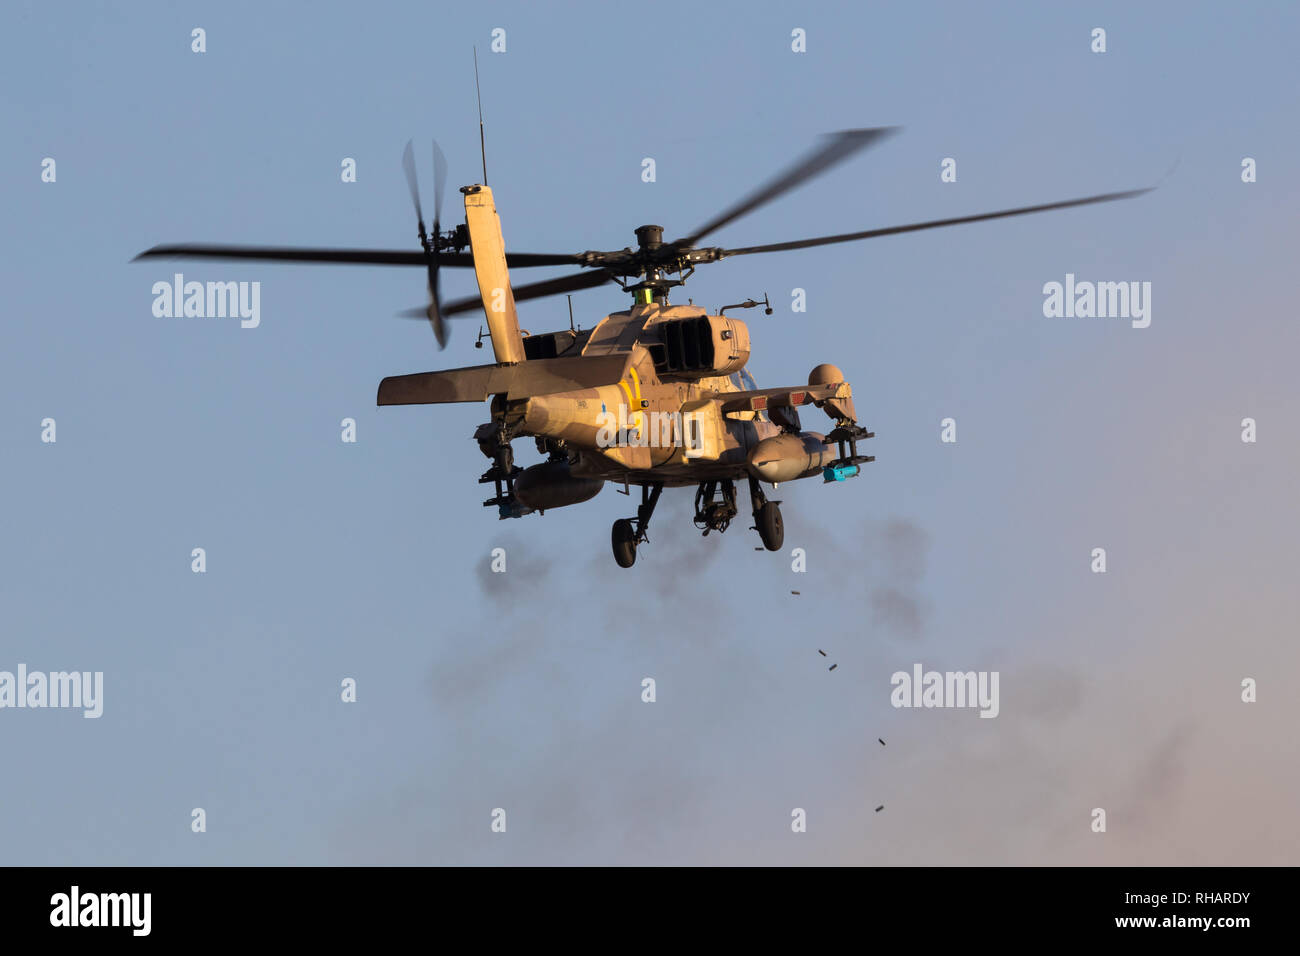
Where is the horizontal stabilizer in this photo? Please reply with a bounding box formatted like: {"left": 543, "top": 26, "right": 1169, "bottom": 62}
{"left": 378, "top": 364, "right": 513, "bottom": 405}
{"left": 377, "top": 354, "right": 631, "bottom": 406}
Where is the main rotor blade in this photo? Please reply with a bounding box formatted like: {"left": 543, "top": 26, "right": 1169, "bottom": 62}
{"left": 133, "top": 244, "right": 581, "bottom": 269}
{"left": 675, "top": 127, "right": 899, "bottom": 248}
{"left": 402, "top": 139, "right": 424, "bottom": 226}
{"left": 719, "top": 187, "right": 1154, "bottom": 258}
{"left": 439, "top": 269, "right": 612, "bottom": 317}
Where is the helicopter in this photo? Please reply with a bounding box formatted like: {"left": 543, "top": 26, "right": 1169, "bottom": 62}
{"left": 136, "top": 127, "right": 1149, "bottom": 568}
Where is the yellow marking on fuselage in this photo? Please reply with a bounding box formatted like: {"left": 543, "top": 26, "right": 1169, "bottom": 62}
{"left": 630, "top": 369, "right": 645, "bottom": 430}
{"left": 618, "top": 369, "right": 645, "bottom": 435}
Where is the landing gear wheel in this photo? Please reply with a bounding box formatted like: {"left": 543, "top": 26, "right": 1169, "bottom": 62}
{"left": 757, "top": 502, "right": 784, "bottom": 551}
{"left": 612, "top": 518, "right": 638, "bottom": 568}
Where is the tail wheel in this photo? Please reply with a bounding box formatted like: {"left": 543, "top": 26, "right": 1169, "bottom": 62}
{"left": 757, "top": 502, "right": 784, "bottom": 551}
{"left": 612, "top": 518, "right": 638, "bottom": 568}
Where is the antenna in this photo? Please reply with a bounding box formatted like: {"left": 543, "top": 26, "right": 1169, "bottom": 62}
{"left": 473, "top": 47, "right": 488, "bottom": 185}
{"left": 566, "top": 294, "right": 576, "bottom": 332}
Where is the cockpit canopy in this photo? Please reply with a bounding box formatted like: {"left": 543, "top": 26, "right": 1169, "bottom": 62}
{"left": 729, "top": 368, "right": 773, "bottom": 424}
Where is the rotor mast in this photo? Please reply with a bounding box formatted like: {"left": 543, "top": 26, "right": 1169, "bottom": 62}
{"left": 628, "top": 224, "right": 684, "bottom": 306}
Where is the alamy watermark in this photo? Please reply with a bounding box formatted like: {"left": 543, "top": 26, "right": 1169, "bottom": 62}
{"left": 151, "top": 273, "right": 260, "bottom": 328}
{"left": 50, "top": 886, "right": 150, "bottom": 936}
{"left": 0, "top": 664, "right": 103, "bottom": 718}
{"left": 890, "top": 663, "right": 999, "bottom": 718}
{"left": 596, "top": 404, "right": 704, "bottom": 457}
{"left": 1042, "top": 273, "right": 1151, "bottom": 328}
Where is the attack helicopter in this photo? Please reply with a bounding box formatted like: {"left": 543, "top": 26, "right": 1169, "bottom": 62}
{"left": 136, "top": 127, "right": 1148, "bottom": 567}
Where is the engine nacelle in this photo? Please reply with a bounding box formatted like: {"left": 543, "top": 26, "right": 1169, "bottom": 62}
{"left": 514, "top": 460, "right": 604, "bottom": 512}
{"left": 647, "top": 315, "right": 750, "bottom": 378}
{"left": 747, "top": 432, "right": 835, "bottom": 483}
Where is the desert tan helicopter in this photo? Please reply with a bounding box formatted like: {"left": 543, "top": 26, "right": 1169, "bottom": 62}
{"left": 136, "top": 127, "right": 1148, "bottom": 567}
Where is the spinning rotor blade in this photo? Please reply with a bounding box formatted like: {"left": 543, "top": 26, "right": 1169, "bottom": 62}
{"left": 403, "top": 139, "right": 449, "bottom": 348}
{"left": 401, "top": 139, "right": 424, "bottom": 228}
{"left": 425, "top": 139, "right": 450, "bottom": 348}
{"left": 432, "top": 140, "right": 447, "bottom": 227}
{"left": 133, "top": 244, "right": 472, "bottom": 267}
{"left": 426, "top": 298, "right": 447, "bottom": 347}
{"left": 718, "top": 187, "right": 1154, "bottom": 258}
{"left": 401, "top": 269, "right": 612, "bottom": 320}
{"left": 674, "top": 127, "right": 899, "bottom": 248}
{"left": 133, "top": 245, "right": 579, "bottom": 268}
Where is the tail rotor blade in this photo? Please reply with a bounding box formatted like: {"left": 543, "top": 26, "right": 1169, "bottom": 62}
{"left": 428, "top": 140, "right": 448, "bottom": 347}
{"left": 401, "top": 140, "right": 424, "bottom": 227}
{"left": 403, "top": 139, "right": 446, "bottom": 347}
{"left": 427, "top": 288, "right": 447, "bottom": 348}
{"left": 432, "top": 139, "right": 447, "bottom": 228}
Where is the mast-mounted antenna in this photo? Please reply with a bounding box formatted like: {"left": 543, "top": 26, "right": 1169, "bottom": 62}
{"left": 473, "top": 47, "right": 488, "bottom": 186}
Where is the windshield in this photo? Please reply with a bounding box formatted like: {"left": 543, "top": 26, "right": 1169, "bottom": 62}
{"left": 730, "top": 368, "right": 768, "bottom": 422}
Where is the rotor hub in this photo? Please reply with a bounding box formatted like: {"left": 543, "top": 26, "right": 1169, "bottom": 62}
{"left": 634, "top": 224, "right": 664, "bottom": 252}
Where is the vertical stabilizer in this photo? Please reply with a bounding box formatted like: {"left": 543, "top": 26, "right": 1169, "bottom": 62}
{"left": 462, "top": 185, "right": 525, "bottom": 364}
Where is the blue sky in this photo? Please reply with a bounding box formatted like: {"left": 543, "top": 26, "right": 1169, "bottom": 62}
{"left": 2, "top": 0, "right": 1297, "bottom": 864}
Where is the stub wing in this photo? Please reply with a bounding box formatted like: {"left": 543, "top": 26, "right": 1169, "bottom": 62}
{"left": 715, "top": 382, "right": 855, "bottom": 422}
